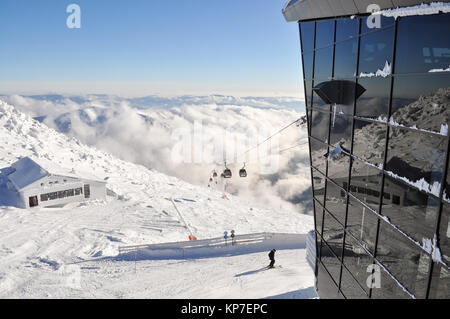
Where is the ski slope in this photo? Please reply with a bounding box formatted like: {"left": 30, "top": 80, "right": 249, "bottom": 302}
{"left": 0, "top": 100, "right": 316, "bottom": 299}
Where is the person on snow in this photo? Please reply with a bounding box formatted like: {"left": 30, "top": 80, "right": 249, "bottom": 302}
{"left": 268, "top": 249, "right": 276, "bottom": 269}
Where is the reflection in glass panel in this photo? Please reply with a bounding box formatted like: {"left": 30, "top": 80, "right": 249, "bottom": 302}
{"left": 350, "top": 159, "right": 383, "bottom": 211}
{"left": 371, "top": 265, "right": 412, "bottom": 299}
{"left": 381, "top": 175, "right": 440, "bottom": 244}
{"left": 386, "top": 128, "right": 446, "bottom": 196}
{"left": 325, "top": 181, "right": 347, "bottom": 225}
{"left": 396, "top": 15, "right": 450, "bottom": 74}
{"left": 428, "top": 263, "right": 450, "bottom": 299}
{"left": 312, "top": 168, "right": 326, "bottom": 204}
{"left": 391, "top": 74, "right": 450, "bottom": 133}
{"left": 342, "top": 234, "right": 373, "bottom": 294}
{"left": 314, "top": 46, "right": 334, "bottom": 80}
{"left": 311, "top": 110, "right": 330, "bottom": 143}
{"left": 334, "top": 39, "right": 358, "bottom": 79}
{"left": 327, "top": 154, "right": 350, "bottom": 191}
{"left": 353, "top": 119, "right": 386, "bottom": 166}
{"left": 312, "top": 90, "right": 330, "bottom": 110}
{"left": 323, "top": 209, "right": 345, "bottom": 258}
{"left": 438, "top": 202, "right": 449, "bottom": 267}
{"left": 304, "top": 80, "right": 313, "bottom": 107}
{"left": 315, "top": 19, "right": 335, "bottom": 49}
{"left": 376, "top": 221, "right": 431, "bottom": 299}
{"left": 359, "top": 27, "right": 394, "bottom": 76}
{"left": 446, "top": 155, "right": 450, "bottom": 203}
{"left": 330, "top": 112, "right": 353, "bottom": 148}
{"left": 314, "top": 199, "right": 324, "bottom": 235}
{"left": 310, "top": 138, "right": 328, "bottom": 174}
{"left": 355, "top": 77, "right": 391, "bottom": 119}
{"left": 361, "top": 16, "right": 395, "bottom": 34}
{"left": 300, "top": 21, "right": 315, "bottom": 53}
{"left": 347, "top": 196, "right": 378, "bottom": 254}
{"left": 321, "top": 242, "right": 342, "bottom": 285}
{"left": 336, "top": 18, "right": 359, "bottom": 42}
{"left": 303, "top": 51, "right": 314, "bottom": 80}
{"left": 317, "top": 261, "right": 340, "bottom": 299}
{"left": 340, "top": 266, "right": 368, "bottom": 299}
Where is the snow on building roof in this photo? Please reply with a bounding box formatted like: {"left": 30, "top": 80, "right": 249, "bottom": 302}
{"left": 9, "top": 157, "right": 49, "bottom": 190}
{"left": 8, "top": 156, "right": 104, "bottom": 190}
{"left": 282, "top": 0, "right": 450, "bottom": 22}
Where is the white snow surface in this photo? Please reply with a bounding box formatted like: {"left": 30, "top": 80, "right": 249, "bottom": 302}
{"left": 429, "top": 65, "right": 450, "bottom": 73}
{"left": 0, "top": 101, "right": 315, "bottom": 299}
{"left": 359, "top": 61, "right": 392, "bottom": 78}
{"left": 378, "top": 2, "right": 450, "bottom": 19}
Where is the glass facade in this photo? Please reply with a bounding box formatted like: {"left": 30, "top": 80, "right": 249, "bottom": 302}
{"left": 300, "top": 13, "right": 450, "bottom": 299}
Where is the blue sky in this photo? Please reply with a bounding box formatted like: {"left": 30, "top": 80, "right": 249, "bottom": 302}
{"left": 0, "top": 0, "right": 303, "bottom": 97}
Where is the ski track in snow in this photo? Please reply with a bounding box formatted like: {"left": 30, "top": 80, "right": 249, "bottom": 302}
{"left": 0, "top": 101, "right": 315, "bottom": 299}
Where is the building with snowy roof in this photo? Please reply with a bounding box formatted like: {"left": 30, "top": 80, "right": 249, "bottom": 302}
{"left": 283, "top": 0, "right": 450, "bottom": 299}
{"left": 2, "top": 157, "right": 106, "bottom": 209}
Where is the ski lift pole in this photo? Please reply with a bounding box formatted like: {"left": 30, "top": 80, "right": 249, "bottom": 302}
{"left": 170, "top": 197, "right": 196, "bottom": 240}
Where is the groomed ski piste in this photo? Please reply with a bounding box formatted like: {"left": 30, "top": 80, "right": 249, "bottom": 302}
{"left": 0, "top": 100, "right": 316, "bottom": 299}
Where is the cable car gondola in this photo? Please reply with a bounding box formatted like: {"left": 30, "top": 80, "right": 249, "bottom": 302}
{"left": 239, "top": 163, "right": 247, "bottom": 178}
{"left": 223, "top": 163, "right": 232, "bottom": 179}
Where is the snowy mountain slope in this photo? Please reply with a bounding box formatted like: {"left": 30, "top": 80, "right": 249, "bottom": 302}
{"left": 0, "top": 101, "right": 314, "bottom": 298}
{"left": 1, "top": 94, "right": 311, "bottom": 214}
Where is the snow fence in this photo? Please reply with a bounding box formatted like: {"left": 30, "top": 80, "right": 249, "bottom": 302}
{"left": 118, "top": 232, "right": 307, "bottom": 261}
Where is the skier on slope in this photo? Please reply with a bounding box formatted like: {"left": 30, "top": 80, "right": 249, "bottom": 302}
{"left": 268, "top": 249, "right": 276, "bottom": 269}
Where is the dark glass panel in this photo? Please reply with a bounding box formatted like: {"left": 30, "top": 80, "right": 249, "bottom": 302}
{"left": 446, "top": 155, "right": 450, "bottom": 203}
{"left": 428, "top": 263, "right": 450, "bottom": 299}
{"left": 306, "top": 107, "right": 312, "bottom": 136}
{"left": 342, "top": 234, "right": 374, "bottom": 294}
{"left": 359, "top": 27, "right": 394, "bottom": 77}
{"left": 396, "top": 15, "right": 450, "bottom": 74}
{"left": 300, "top": 21, "right": 315, "bottom": 53}
{"left": 317, "top": 261, "right": 340, "bottom": 299}
{"left": 320, "top": 242, "right": 342, "bottom": 285}
{"left": 311, "top": 110, "right": 330, "bottom": 143}
{"left": 303, "top": 51, "right": 314, "bottom": 80}
{"left": 327, "top": 154, "right": 350, "bottom": 190}
{"left": 355, "top": 77, "right": 391, "bottom": 119}
{"left": 315, "top": 19, "right": 335, "bottom": 49}
{"left": 312, "top": 89, "right": 330, "bottom": 111}
{"left": 322, "top": 210, "right": 345, "bottom": 260}
{"left": 310, "top": 139, "right": 328, "bottom": 174}
{"left": 314, "top": 199, "right": 324, "bottom": 235}
{"left": 438, "top": 202, "right": 450, "bottom": 267}
{"left": 312, "top": 168, "right": 326, "bottom": 204}
{"left": 386, "top": 128, "right": 446, "bottom": 197}
{"left": 391, "top": 74, "right": 450, "bottom": 133}
{"left": 325, "top": 181, "right": 347, "bottom": 225}
{"left": 381, "top": 175, "right": 440, "bottom": 244}
{"left": 340, "top": 266, "right": 369, "bottom": 299}
{"left": 376, "top": 221, "right": 431, "bottom": 299}
{"left": 330, "top": 112, "right": 353, "bottom": 148}
{"left": 335, "top": 81, "right": 357, "bottom": 116}
{"left": 347, "top": 196, "right": 378, "bottom": 254}
{"left": 334, "top": 39, "right": 358, "bottom": 79}
{"left": 314, "top": 46, "right": 333, "bottom": 80}
{"left": 336, "top": 18, "right": 359, "bottom": 42}
{"left": 350, "top": 158, "right": 383, "bottom": 211}
{"left": 304, "top": 79, "right": 313, "bottom": 107}
{"left": 361, "top": 16, "right": 395, "bottom": 35}
{"left": 353, "top": 118, "right": 386, "bottom": 166}
{"left": 370, "top": 265, "right": 412, "bottom": 299}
